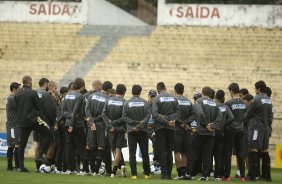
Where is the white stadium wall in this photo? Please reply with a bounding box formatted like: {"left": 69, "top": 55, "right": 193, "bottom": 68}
{"left": 0, "top": 0, "right": 87, "bottom": 24}
{"left": 0, "top": 0, "right": 147, "bottom": 25}
{"left": 158, "top": 0, "right": 282, "bottom": 27}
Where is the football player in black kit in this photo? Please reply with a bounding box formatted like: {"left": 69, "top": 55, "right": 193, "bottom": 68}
{"left": 244, "top": 81, "right": 273, "bottom": 181}
{"left": 6, "top": 82, "right": 21, "bottom": 171}
{"left": 223, "top": 83, "right": 247, "bottom": 181}
{"left": 15, "top": 76, "right": 53, "bottom": 172}
{"left": 173, "top": 83, "right": 193, "bottom": 180}
{"left": 152, "top": 82, "right": 180, "bottom": 180}
{"left": 102, "top": 84, "right": 127, "bottom": 177}
{"left": 123, "top": 84, "right": 151, "bottom": 179}
{"left": 186, "top": 87, "right": 222, "bottom": 181}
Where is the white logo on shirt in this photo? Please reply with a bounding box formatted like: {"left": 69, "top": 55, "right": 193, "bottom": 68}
{"left": 191, "top": 121, "right": 198, "bottom": 127}
{"left": 203, "top": 100, "right": 216, "bottom": 107}
{"left": 219, "top": 106, "right": 227, "bottom": 112}
{"left": 92, "top": 95, "right": 106, "bottom": 102}
{"left": 178, "top": 100, "right": 191, "bottom": 106}
{"left": 261, "top": 99, "right": 272, "bottom": 104}
{"left": 37, "top": 93, "right": 42, "bottom": 98}
{"left": 65, "top": 94, "right": 76, "bottom": 100}
{"left": 129, "top": 102, "right": 145, "bottom": 108}
{"left": 160, "top": 97, "right": 175, "bottom": 102}
{"left": 231, "top": 104, "right": 246, "bottom": 110}
{"left": 108, "top": 100, "right": 123, "bottom": 106}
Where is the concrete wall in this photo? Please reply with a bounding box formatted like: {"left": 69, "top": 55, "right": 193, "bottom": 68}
{"left": 87, "top": 0, "right": 147, "bottom": 26}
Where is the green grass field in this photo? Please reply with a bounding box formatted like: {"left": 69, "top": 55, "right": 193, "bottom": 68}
{"left": 0, "top": 158, "right": 282, "bottom": 183}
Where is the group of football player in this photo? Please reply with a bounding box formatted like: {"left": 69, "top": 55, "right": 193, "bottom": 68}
{"left": 6, "top": 75, "right": 273, "bottom": 181}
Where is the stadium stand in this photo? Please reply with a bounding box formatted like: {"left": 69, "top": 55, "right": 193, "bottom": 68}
{"left": 85, "top": 26, "right": 281, "bottom": 104}
{"left": 84, "top": 26, "right": 282, "bottom": 161}
{"left": 0, "top": 23, "right": 99, "bottom": 156}
{"left": 0, "top": 23, "right": 281, "bottom": 161}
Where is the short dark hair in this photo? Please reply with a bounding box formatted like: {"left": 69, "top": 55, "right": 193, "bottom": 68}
{"left": 157, "top": 82, "right": 166, "bottom": 92}
{"left": 255, "top": 80, "right": 267, "bottom": 93}
{"left": 116, "top": 84, "right": 126, "bottom": 95}
{"left": 174, "top": 83, "right": 184, "bottom": 95}
{"left": 102, "top": 81, "right": 113, "bottom": 92}
{"left": 265, "top": 86, "right": 272, "bottom": 98}
{"left": 60, "top": 87, "right": 68, "bottom": 95}
{"left": 228, "top": 83, "right": 240, "bottom": 93}
{"left": 193, "top": 92, "right": 202, "bottom": 100}
{"left": 210, "top": 88, "right": 215, "bottom": 99}
{"left": 215, "top": 90, "right": 225, "bottom": 103}
{"left": 81, "top": 88, "right": 88, "bottom": 94}
{"left": 73, "top": 78, "right": 85, "bottom": 90}
{"left": 243, "top": 94, "right": 254, "bottom": 102}
{"left": 202, "top": 86, "right": 213, "bottom": 97}
{"left": 239, "top": 88, "right": 249, "bottom": 96}
{"left": 22, "top": 75, "right": 32, "bottom": 85}
{"left": 132, "top": 84, "right": 142, "bottom": 96}
{"left": 148, "top": 89, "right": 157, "bottom": 97}
{"left": 39, "top": 78, "right": 49, "bottom": 87}
{"left": 10, "top": 82, "right": 21, "bottom": 92}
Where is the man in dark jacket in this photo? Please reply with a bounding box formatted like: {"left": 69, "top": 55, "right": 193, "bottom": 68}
{"left": 173, "top": 83, "right": 193, "bottom": 180}
{"left": 15, "top": 76, "right": 53, "bottom": 172}
{"left": 6, "top": 82, "right": 21, "bottom": 171}
{"left": 82, "top": 80, "right": 102, "bottom": 174}
{"left": 223, "top": 83, "right": 247, "bottom": 181}
{"left": 186, "top": 86, "right": 222, "bottom": 181}
{"left": 62, "top": 78, "right": 88, "bottom": 175}
{"left": 85, "top": 81, "right": 112, "bottom": 175}
{"left": 152, "top": 82, "right": 180, "bottom": 179}
{"left": 35, "top": 78, "right": 57, "bottom": 169}
{"left": 213, "top": 90, "right": 234, "bottom": 180}
{"left": 123, "top": 84, "right": 151, "bottom": 179}
{"left": 54, "top": 86, "right": 68, "bottom": 173}
{"left": 102, "top": 84, "right": 127, "bottom": 177}
{"left": 244, "top": 81, "right": 273, "bottom": 181}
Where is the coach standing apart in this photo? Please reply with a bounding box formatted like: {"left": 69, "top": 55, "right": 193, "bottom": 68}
{"left": 15, "top": 76, "right": 53, "bottom": 172}
{"left": 152, "top": 82, "right": 180, "bottom": 180}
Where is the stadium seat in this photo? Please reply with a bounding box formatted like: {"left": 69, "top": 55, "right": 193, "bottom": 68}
{"left": 84, "top": 26, "right": 282, "bottom": 159}
{"left": 0, "top": 23, "right": 99, "bottom": 139}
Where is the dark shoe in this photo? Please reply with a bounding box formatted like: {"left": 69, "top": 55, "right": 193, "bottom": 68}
{"left": 161, "top": 175, "right": 172, "bottom": 180}
{"left": 258, "top": 177, "right": 272, "bottom": 182}
{"left": 20, "top": 167, "right": 29, "bottom": 172}
{"left": 246, "top": 176, "right": 257, "bottom": 181}
{"left": 7, "top": 166, "right": 14, "bottom": 171}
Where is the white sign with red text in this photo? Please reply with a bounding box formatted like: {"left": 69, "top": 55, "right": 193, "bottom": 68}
{"left": 158, "top": 0, "right": 282, "bottom": 27}
{"left": 0, "top": 1, "right": 87, "bottom": 24}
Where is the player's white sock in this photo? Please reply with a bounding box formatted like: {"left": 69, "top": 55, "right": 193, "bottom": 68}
{"left": 236, "top": 170, "right": 240, "bottom": 176}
